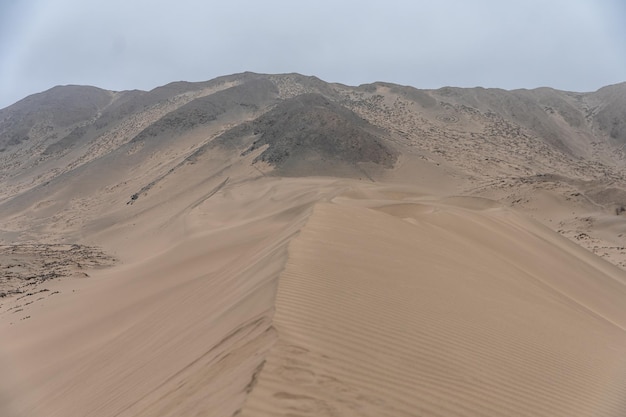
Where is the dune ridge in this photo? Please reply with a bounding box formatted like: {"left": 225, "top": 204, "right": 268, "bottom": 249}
{"left": 2, "top": 179, "right": 626, "bottom": 416}
{"left": 241, "top": 191, "right": 626, "bottom": 417}
{"left": 0, "top": 177, "right": 327, "bottom": 417}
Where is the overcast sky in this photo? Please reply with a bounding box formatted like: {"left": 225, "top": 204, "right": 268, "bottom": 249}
{"left": 1, "top": 0, "right": 625, "bottom": 109}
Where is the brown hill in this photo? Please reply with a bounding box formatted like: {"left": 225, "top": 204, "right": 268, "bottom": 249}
{"left": 0, "top": 85, "right": 112, "bottom": 149}
{"left": 208, "top": 93, "right": 397, "bottom": 177}
{"left": 590, "top": 82, "right": 626, "bottom": 142}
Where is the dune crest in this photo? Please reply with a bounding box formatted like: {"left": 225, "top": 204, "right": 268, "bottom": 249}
{"left": 242, "top": 193, "right": 626, "bottom": 417}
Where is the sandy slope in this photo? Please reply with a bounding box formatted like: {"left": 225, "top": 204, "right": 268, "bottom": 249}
{"left": 2, "top": 177, "right": 626, "bottom": 417}
{"left": 241, "top": 191, "right": 626, "bottom": 417}
{"left": 0, "top": 177, "right": 331, "bottom": 417}
{"left": 1, "top": 222, "right": 285, "bottom": 417}
{"left": 2, "top": 74, "right": 626, "bottom": 417}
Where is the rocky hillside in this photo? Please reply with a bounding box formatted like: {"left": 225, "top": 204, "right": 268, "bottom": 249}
{"left": 2, "top": 73, "right": 625, "bottom": 188}
{"left": 1, "top": 72, "right": 626, "bottom": 264}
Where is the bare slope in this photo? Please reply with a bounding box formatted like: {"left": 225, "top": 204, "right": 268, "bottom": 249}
{"left": 0, "top": 177, "right": 344, "bottom": 417}
{"left": 242, "top": 190, "right": 626, "bottom": 417}
{"left": 333, "top": 80, "right": 626, "bottom": 267}
{"left": 0, "top": 85, "right": 113, "bottom": 149}
{"left": 3, "top": 178, "right": 625, "bottom": 417}
{"left": 209, "top": 93, "right": 397, "bottom": 177}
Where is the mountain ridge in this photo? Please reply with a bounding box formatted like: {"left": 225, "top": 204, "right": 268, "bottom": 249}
{"left": 2, "top": 73, "right": 626, "bottom": 245}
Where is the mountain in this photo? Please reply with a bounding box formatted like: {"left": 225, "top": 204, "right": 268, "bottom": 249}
{"left": 1, "top": 73, "right": 625, "bottom": 417}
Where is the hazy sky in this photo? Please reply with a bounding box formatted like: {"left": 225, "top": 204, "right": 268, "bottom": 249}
{"left": 1, "top": 0, "right": 625, "bottom": 108}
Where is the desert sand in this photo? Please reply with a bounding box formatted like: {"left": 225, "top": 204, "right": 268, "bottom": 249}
{"left": 1, "top": 73, "right": 626, "bottom": 416}
{"left": 2, "top": 178, "right": 625, "bottom": 417}
{"left": 243, "top": 190, "right": 626, "bottom": 417}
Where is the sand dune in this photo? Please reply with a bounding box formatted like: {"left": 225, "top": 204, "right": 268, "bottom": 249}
{"left": 2, "top": 74, "right": 626, "bottom": 416}
{"left": 0, "top": 178, "right": 626, "bottom": 417}
{"left": 0, "top": 177, "right": 320, "bottom": 417}
{"left": 2, "top": 178, "right": 626, "bottom": 416}
{"left": 242, "top": 190, "right": 626, "bottom": 417}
